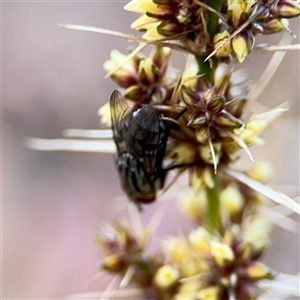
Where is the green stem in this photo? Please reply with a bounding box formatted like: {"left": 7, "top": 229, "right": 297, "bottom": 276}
{"left": 195, "top": 0, "right": 222, "bottom": 83}
{"left": 196, "top": 1, "right": 223, "bottom": 234}
{"left": 207, "top": 0, "right": 223, "bottom": 37}
{"left": 205, "top": 170, "right": 222, "bottom": 234}
{"left": 195, "top": 56, "right": 216, "bottom": 84}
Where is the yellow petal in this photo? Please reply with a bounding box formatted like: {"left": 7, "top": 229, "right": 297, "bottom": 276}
{"left": 232, "top": 35, "right": 249, "bottom": 63}
{"left": 124, "top": 0, "right": 161, "bottom": 14}
{"left": 210, "top": 241, "right": 234, "bottom": 267}
{"left": 131, "top": 14, "right": 156, "bottom": 30}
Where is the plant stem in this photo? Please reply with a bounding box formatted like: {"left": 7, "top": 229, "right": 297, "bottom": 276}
{"left": 206, "top": 170, "right": 222, "bottom": 234}
{"left": 195, "top": 56, "right": 216, "bottom": 84}
{"left": 207, "top": 0, "right": 223, "bottom": 37}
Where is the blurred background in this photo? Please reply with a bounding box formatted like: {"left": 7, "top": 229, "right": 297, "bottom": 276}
{"left": 2, "top": 2, "right": 299, "bottom": 299}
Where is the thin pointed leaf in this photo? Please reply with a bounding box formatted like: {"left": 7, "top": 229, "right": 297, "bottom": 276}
{"left": 62, "top": 129, "right": 113, "bottom": 139}
{"left": 208, "top": 132, "right": 218, "bottom": 173}
{"left": 226, "top": 132, "right": 254, "bottom": 162}
{"left": 58, "top": 23, "right": 145, "bottom": 42}
{"left": 25, "top": 137, "right": 116, "bottom": 153}
{"left": 225, "top": 168, "right": 300, "bottom": 215}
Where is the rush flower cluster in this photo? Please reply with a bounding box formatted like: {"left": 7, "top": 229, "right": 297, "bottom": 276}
{"left": 125, "top": 0, "right": 300, "bottom": 61}
{"left": 100, "top": 46, "right": 282, "bottom": 177}
{"left": 97, "top": 174, "right": 276, "bottom": 300}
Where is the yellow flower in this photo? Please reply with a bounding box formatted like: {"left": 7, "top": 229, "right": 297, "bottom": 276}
{"left": 154, "top": 264, "right": 180, "bottom": 290}
{"left": 174, "top": 279, "right": 203, "bottom": 300}
{"left": 243, "top": 218, "right": 272, "bottom": 251}
{"left": 232, "top": 34, "right": 250, "bottom": 63}
{"left": 210, "top": 240, "right": 235, "bottom": 267}
{"left": 220, "top": 183, "right": 245, "bottom": 217}
{"left": 98, "top": 102, "right": 111, "bottom": 127}
{"left": 124, "top": 0, "right": 165, "bottom": 39}
{"left": 245, "top": 263, "right": 275, "bottom": 280}
{"left": 163, "top": 236, "right": 204, "bottom": 277}
{"left": 189, "top": 227, "right": 213, "bottom": 256}
{"left": 213, "top": 31, "right": 232, "bottom": 58}
{"left": 178, "top": 187, "right": 207, "bottom": 222}
{"left": 247, "top": 161, "right": 274, "bottom": 183}
{"left": 196, "top": 286, "right": 220, "bottom": 300}
{"left": 138, "top": 58, "right": 155, "bottom": 83}
{"left": 103, "top": 49, "right": 135, "bottom": 74}
{"left": 199, "top": 142, "right": 222, "bottom": 166}
{"left": 227, "top": 0, "right": 254, "bottom": 22}
{"left": 167, "top": 141, "right": 196, "bottom": 165}
{"left": 124, "top": 0, "right": 161, "bottom": 15}
{"left": 141, "top": 22, "right": 166, "bottom": 40}
{"left": 163, "top": 237, "right": 189, "bottom": 264}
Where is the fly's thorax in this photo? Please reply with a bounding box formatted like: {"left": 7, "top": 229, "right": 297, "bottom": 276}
{"left": 128, "top": 105, "right": 167, "bottom": 157}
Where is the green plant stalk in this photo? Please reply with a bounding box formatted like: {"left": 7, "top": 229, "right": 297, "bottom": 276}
{"left": 195, "top": 0, "right": 222, "bottom": 83}
{"left": 195, "top": 56, "right": 217, "bottom": 84}
{"left": 206, "top": 170, "right": 222, "bottom": 234}
{"left": 207, "top": 0, "right": 223, "bottom": 37}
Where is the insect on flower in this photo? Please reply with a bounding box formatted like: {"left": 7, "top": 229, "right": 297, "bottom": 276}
{"left": 110, "top": 90, "right": 183, "bottom": 208}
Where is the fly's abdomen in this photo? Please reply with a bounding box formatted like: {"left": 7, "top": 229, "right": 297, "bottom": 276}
{"left": 117, "top": 152, "right": 156, "bottom": 204}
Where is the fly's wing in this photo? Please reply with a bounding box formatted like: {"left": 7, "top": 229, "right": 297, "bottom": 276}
{"left": 126, "top": 105, "right": 167, "bottom": 176}
{"left": 110, "top": 90, "right": 132, "bottom": 154}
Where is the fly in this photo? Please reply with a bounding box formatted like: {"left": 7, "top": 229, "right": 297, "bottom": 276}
{"left": 110, "top": 90, "right": 174, "bottom": 208}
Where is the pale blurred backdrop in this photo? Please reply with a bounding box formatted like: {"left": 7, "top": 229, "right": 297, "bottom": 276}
{"left": 2, "top": 2, "right": 299, "bottom": 299}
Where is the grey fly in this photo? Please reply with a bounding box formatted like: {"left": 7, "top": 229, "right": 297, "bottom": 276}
{"left": 110, "top": 90, "right": 176, "bottom": 207}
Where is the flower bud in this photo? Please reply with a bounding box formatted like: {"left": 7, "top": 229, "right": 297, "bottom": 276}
{"left": 102, "top": 254, "right": 125, "bottom": 272}
{"left": 252, "top": 3, "right": 270, "bottom": 22}
{"left": 151, "top": 46, "right": 172, "bottom": 70}
{"left": 124, "top": 84, "right": 144, "bottom": 100}
{"left": 181, "top": 85, "right": 201, "bottom": 106}
{"left": 261, "top": 17, "right": 286, "bottom": 34}
{"left": 270, "top": 0, "right": 300, "bottom": 18}
{"left": 207, "top": 96, "right": 226, "bottom": 114}
{"left": 188, "top": 112, "right": 208, "bottom": 127}
{"left": 139, "top": 58, "right": 155, "bottom": 84}
{"left": 213, "top": 110, "right": 244, "bottom": 129}
{"left": 244, "top": 263, "right": 276, "bottom": 280}
{"left": 157, "top": 20, "right": 183, "bottom": 36}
